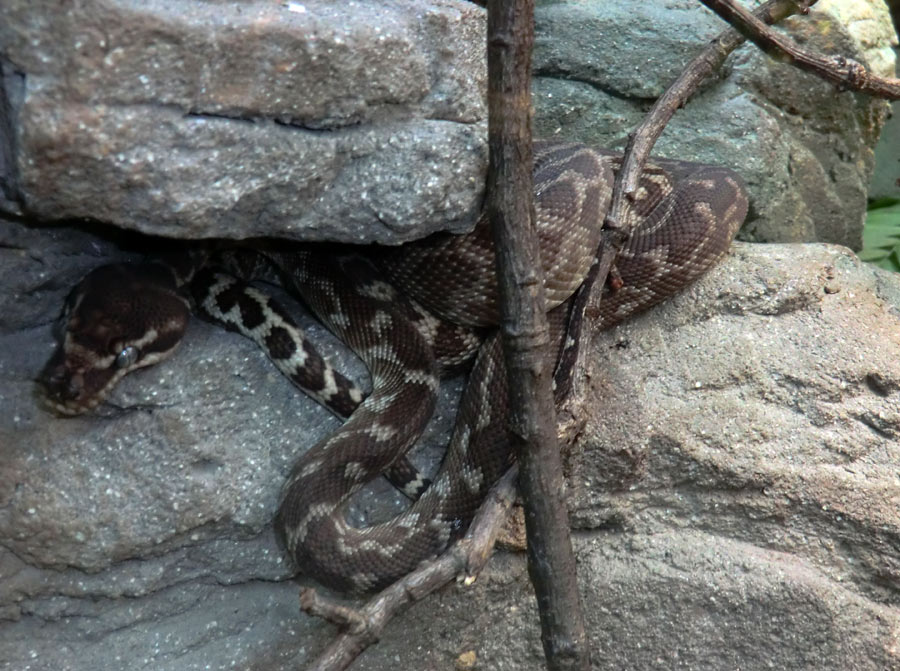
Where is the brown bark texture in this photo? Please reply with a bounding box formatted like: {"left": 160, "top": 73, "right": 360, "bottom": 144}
{"left": 486, "top": 1, "right": 591, "bottom": 669}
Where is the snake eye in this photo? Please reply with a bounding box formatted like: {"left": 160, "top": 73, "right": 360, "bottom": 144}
{"left": 115, "top": 346, "right": 140, "bottom": 369}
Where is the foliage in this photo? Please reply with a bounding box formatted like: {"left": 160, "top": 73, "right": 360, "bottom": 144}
{"left": 860, "top": 197, "right": 900, "bottom": 272}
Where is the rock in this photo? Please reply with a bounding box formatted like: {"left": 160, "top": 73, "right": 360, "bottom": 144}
{"left": 2, "top": 216, "right": 900, "bottom": 669}
{"left": 574, "top": 242, "right": 900, "bottom": 597}
{"left": 533, "top": 0, "right": 897, "bottom": 249}
{"left": 0, "top": 0, "right": 488, "bottom": 243}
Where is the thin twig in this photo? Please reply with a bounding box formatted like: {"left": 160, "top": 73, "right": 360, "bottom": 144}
{"left": 578, "top": 0, "right": 824, "bottom": 326}
{"left": 301, "top": 468, "right": 519, "bottom": 671}
{"left": 699, "top": 0, "right": 900, "bottom": 99}
{"left": 609, "top": 0, "right": 821, "bottom": 229}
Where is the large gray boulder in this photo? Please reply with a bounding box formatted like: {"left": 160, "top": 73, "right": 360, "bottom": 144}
{"left": 0, "top": 0, "right": 488, "bottom": 243}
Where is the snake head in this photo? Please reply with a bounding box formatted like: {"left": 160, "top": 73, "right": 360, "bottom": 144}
{"left": 41, "top": 263, "right": 190, "bottom": 415}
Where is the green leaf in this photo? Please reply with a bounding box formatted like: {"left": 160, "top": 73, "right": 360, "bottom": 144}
{"left": 868, "top": 197, "right": 900, "bottom": 211}
{"left": 861, "top": 198, "right": 900, "bottom": 273}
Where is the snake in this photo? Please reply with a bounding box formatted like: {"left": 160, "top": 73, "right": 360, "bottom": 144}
{"left": 41, "top": 140, "right": 749, "bottom": 593}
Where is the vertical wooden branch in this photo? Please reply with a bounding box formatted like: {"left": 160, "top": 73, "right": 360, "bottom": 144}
{"left": 486, "top": 1, "right": 590, "bottom": 669}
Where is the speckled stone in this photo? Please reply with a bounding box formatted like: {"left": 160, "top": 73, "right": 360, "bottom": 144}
{"left": 0, "top": 0, "right": 488, "bottom": 243}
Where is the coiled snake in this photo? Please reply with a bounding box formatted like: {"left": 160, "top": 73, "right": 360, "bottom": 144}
{"left": 41, "top": 140, "right": 748, "bottom": 593}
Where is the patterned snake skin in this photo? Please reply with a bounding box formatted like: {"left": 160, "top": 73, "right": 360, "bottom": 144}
{"left": 42, "top": 140, "right": 749, "bottom": 593}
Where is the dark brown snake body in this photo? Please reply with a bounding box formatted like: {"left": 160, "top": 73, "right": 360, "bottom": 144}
{"left": 42, "top": 140, "right": 748, "bottom": 593}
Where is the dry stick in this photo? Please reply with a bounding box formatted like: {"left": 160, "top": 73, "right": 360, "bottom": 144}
{"left": 301, "top": 468, "right": 520, "bottom": 671}
{"left": 699, "top": 0, "right": 900, "bottom": 100}
{"left": 573, "top": 0, "right": 824, "bottom": 330}
{"left": 608, "top": 0, "right": 820, "bottom": 232}
{"left": 486, "top": 1, "right": 590, "bottom": 670}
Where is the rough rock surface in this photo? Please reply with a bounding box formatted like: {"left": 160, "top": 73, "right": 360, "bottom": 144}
{"left": 2, "top": 219, "right": 900, "bottom": 670}
{"left": 533, "top": 0, "right": 897, "bottom": 249}
{"left": 0, "top": 0, "right": 488, "bottom": 243}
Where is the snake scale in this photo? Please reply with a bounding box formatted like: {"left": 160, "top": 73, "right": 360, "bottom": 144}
{"left": 41, "top": 140, "right": 748, "bottom": 593}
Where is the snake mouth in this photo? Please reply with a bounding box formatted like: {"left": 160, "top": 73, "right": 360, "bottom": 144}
{"left": 39, "top": 353, "right": 125, "bottom": 417}
{"left": 41, "top": 390, "right": 106, "bottom": 417}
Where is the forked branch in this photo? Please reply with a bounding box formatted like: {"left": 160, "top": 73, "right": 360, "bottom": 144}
{"left": 699, "top": 0, "right": 900, "bottom": 99}
{"left": 589, "top": 0, "right": 899, "bottom": 318}
{"left": 301, "top": 469, "right": 519, "bottom": 671}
